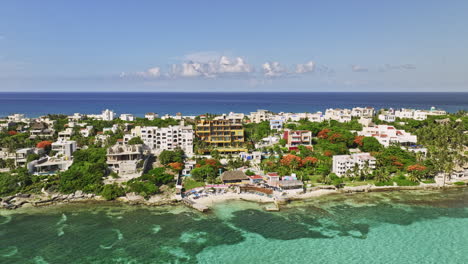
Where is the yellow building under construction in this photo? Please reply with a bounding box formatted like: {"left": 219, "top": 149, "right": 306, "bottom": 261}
{"left": 195, "top": 119, "right": 246, "bottom": 153}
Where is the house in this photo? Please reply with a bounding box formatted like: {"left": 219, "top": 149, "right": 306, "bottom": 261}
{"left": 358, "top": 125, "right": 417, "bottom": 147}
{"left": 102, "top": 109, "right": 116, "bottom": 121}
{"left": 106, "top": 144, "right": 145, "bottom": 176}
{"left": 283, "top": 129, "right": 312, "bottom": 150}
{"left": 8, "top": 114, "right": 27, "bottom": 123}
{"left": 277, "top": 179, "right": 304, "bottom": 190}
{"left": 58, "top": 128, "right": 74, "bottom": 140}
{"left": 351, "top": 107, "right": 375, "bottom": 117}
{"left": 249, "top": 109, "right": 273, "bottom": 123}
{"left": 324, "top": 108, "right": 352, "bottom": 123}
{"left": 264, "top": 172, "right": 280, "bottom": 185}
{"left": 68, "top": 113, "right": 85, "bottom": 121}
{"left": 247, "top": 175, "right": 264, "bottom": 184}
{"left": 145, "top": 112, "right": 159, "bottom": 120}
{"left": 358, "top": 117, "right": 373, "bottom": 127}
{"left": 103, "top": 124, "right": 120, "bottom": 134}
{"left": 394, "top": 107, "right": 447, "bottom": 121}
{"left": 332, "top": 153, "right": 376, "bottom": 177}
{"left": 51, "top": 139, "right": 77, "bottom": 158}
{"left": 220, "top": 170, "right": 249, "bottom": 184}
{"left": 214, "top": 112, "right": 244, "bottom": 124}
{"left": 79, "top": 126, "right": 94, "bottom": 137}
{"left": 378, "top": 108, "right": 396, "bottom": 122}
{"left": 29, "top": 122, "right": 55, "bottom": 139}
{"left": 270, "top": 118, "right": 285, "bottom": 130}
{"left": 239, "top": 151, "right": 262, "bottom": 164}
{"left": 120, "top": 114, "right": 135, "bottom": 122}
{"left": 182, "top": 160, "right": 196, "bottom": 176}
{"left": 31, "top": 157, "right": 73, "bottom": 175}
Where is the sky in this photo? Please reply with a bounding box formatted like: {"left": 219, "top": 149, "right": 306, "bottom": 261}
{"left": 0, "top": 0, "right": 467, "bottom": 92}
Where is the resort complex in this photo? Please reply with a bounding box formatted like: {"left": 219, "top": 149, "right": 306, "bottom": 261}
{"left": 0, "top": 106, "right": 467, "bottom": 210}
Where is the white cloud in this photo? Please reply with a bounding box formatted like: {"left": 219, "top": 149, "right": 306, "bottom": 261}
{"left": 167, "top": 56, "right": 254, "bottom": 78}
{"left": 120, "top": 67, "right": 161, "bottom": 78}
{"left": 380, "top": 64, "right": 416, "bottom": 72}
{"left": 262, "top": 61, "right": 285, "bottom": 77}
{"left": 351, "top": 65, "right": 368, "bottom": 72}
{"left": 295, "top": 61, "right": 315, "bottom": 74}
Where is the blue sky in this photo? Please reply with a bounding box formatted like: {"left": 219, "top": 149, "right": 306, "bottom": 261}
{"left": 0, "top": 0, "right": 467, "bottom": 92}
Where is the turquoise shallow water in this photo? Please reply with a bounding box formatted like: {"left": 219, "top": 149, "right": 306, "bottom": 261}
{"left": 1, "top": 189, "right": 467, "bottom": 264}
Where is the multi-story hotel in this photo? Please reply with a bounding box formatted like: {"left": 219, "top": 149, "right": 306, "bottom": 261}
{"left": 332, "top": 153, "right": 376, "bottom": 177}
{"left": 195, "top": 119, "right": 245, "bottom": 152}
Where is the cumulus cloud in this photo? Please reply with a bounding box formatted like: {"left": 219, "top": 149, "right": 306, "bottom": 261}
{"left": 168, "top": 56, "right": 254, "bottom": 78}
{"left": 121, "top": 55, "right": 326, "bottom": 80}
{"left": 262, "top": 62, "right": 285, "bottom": 77}
{"left": 351, "top": 65, "right": 369, "bottom": 72}
{"left": 295, "top": 61, "right": 315, "bottom": 74}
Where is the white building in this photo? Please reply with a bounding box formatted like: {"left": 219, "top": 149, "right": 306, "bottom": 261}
{"left": 8, "top": 114, "right": 26, "bottom": 122}
{"left": 378, "top": 108, "right": 396, "bottom": 122}
{"left": 239, "top": 151, "right": 262, "bottom": 165}
{"left": 214, "top": 112, "right": 244, "bottom": 124}
{"left": 324, "top": 108, "right": 352, "bottom": 123}
{"left": 145, "top": 112, "right": 159, "bottom": 120}
{"left": 358, "top": 117, "right": 373, "bottom": 127}
{"left": 79, "top": 126, "right": 94, "bottom": 137}
{"left": 102, "top": 109, "right": 116, "bottom": 121}
{"left": 51, "top": 139, "right": 77, "bottom": 158}
{"left": 58, "top": 128, "right": 74, "bottom": 140}
{"left": 394, "top": 107, "right": 447, "bottom": 121}
{"left": 358, "top": 125, "right": 417, "bottom": 147}
{"left": 68, "top": 113, "right": 85, "bottom": 122}
{"left": 249, "top": 109, "right": 273, "bottom": 123}
{"left": 106, "top": 144, "right": 144, "bottom": 176}
{"left": 130, "top": 124, "right": 194, "bottom": 156}
{"left": 332, "top": 153, "right": 376, "bottom": 177}
{"left": 270, "top": 117, "right": 285, "bottom": 130}
{"left": 103, "top": 124, "right": 120, "bottom": 134}
{"left": 120, "top": 114, "right": 135, "bottom": 122}
{"left": 351, "top": 107, "right": 375, "bottom": 117}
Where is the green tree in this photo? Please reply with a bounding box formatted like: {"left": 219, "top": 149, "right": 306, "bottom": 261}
{"left": 101, "top": 184, "right": 126, "bottom": 200}
{"left": 128, "top": 137, "right": 144, "bottom": 145}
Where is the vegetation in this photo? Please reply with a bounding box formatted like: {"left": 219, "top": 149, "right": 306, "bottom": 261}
{"left": 58, "top": 148, "right": 108, "bottom": 194}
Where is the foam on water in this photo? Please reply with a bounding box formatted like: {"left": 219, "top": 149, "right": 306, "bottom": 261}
{"left": 99, "top": 229, "right": 123, "bottom": 250}
{"left": 0, "top": 246, "right": 18, "bottom": 257}
{"left": 151, "top": 224, "right": 161, "bottom": 234}
{"left": 0, "top": 215, "right": 12, "bottom": 226}
{"left": 34, "top": 256, "right": 50, "bottom": 264}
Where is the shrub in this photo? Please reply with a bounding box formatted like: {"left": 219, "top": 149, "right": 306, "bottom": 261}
{"left": 453, "top": 182, "right": 466, "bottom": 186}
{"left": 101, "top": 184, "right": 126, "bottom": 200}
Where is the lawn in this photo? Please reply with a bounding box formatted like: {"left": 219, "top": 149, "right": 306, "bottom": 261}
{"left": 183, "top": 177, "right": 205, "bottom": 190}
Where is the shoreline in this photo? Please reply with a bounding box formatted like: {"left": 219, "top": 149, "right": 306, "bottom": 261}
{"left": 1, "top": 183, "right": 465, "bottom": 212}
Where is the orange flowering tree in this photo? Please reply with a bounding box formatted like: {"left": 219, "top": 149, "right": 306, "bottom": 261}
{"left": 7, "top": 131, "right": 17, "bottom": 136}
{"left": 280, "top": 155, "right": 303, "bottom": 170}
{"left": 354, "top": 136, "right": 365, "bottom": 146}
{"left": 407, "top": 164, "right": 427, "bottom": 182}
{"left": 168, "top": 162, "right": 183, "bottom": 172}
{"left": 37, "top": 141, "right": 53, "bottom": 149}
{"left": 302, "top": 156, "right": 318, "bottom": 167}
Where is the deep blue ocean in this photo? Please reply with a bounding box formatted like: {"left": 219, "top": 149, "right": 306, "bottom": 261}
{"left": 0, "top": 92, "right": 467, "bottom": 117}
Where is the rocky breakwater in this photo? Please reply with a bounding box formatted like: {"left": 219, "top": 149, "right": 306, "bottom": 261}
{"left": 1, "top": 191, "right": 98, "bottom": 210}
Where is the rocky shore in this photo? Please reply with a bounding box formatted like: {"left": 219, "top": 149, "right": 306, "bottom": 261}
{"left": 0, "top": 191, "right": 179, "bottom": 210}
{"left": 1, "top": 183, "right": 465, "bottom": 211}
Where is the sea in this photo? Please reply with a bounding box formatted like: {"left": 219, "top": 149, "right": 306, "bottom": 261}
{"left": 1, "top": 188, "right": 468, "bottom": 263}
{"left": 0, "top": 92, "right": 467, "bottom": 117}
